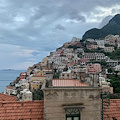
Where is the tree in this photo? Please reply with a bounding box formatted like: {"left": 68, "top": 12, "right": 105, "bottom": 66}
{"left": 114, "top": 70, "right": 119, "bottom": 77}
{"left": 63, "top": 66, "right": 68, "bottom": 71}
{"left": 108, "top": 68, "right": 114, "bottom": 73}
{"left": 32, "top": 85, "right": 44, "bottom": 100}
{"left": 115, "top": 87, "right": 120, "bottom": 93}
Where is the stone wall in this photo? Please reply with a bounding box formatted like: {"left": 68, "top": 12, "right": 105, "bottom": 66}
{"left": 43, "top": 87, "right": 101, "bottom": 120}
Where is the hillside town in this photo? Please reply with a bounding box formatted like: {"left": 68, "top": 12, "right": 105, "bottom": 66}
{"left": 1, "top": 0, "right": 120, "bottom": 119}
{"left": 3, "top": 34, "right": 120, "bottom": 101}
{"left": 1, "top": 34, "right": 120, "bottom": 119}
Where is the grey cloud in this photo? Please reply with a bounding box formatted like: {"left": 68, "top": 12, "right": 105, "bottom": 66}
{"left": 69, "top": 12, "right": 85, "bottom": 22}
{"left": 0, "top": 0, "right": 119, "bottom": 47}
{"left": 112, "top": 8, "right": 120, "bottom": 14}
{"left": 0, "top": 0, "right": 120, "bottom": 69}
{"left": 31, "top": 5, "right": 52, "bottom": 21}
{"left": 55, "top": 24, "right": 65, "bottom": 31}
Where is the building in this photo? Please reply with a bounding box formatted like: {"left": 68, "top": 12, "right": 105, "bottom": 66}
{"left": 99, "top": 76, "right": 112, "bottom": 93}
{"left": 59, "top": 70, "right": 77, "bottom": 79}
{"left": 114, "top": 65, "right": 120, "bottom": 71}
{"left": 95, "top": 39, "right": 105, "bottom": 48}
{"left": 20, "top": 89, "right": 32, "bottom": 101}
{"left": 106, "top": 59, "right": 118, "bottom": 67}
{"left": 31, "top": 75, "right": 46, "bottom": 83}
{"left": 82, "top": 53, "right": 106, "bottom": 61}
{"left": 31, "top": 70, "right": 46, "bottom": 83}
{"left": 42, "top": 79, "right": 101, "bottom": 120}
{"left": 104, "top": 47, "right": 114, "bottom": 53}
{"left": 30, "top": 81, "right": 41, "bottom": 91}
{"left": 71, "top": 37, "right": 81, "bottom": 43}
{"left": 4, "top": 86, "right": 17, "bottom": 95}
{"left": 1, "top": 82, "right": 120, "bottom": 120}
{"left": 20, "top": 72, "right": 26, "bottom": 80}
{"left": 27, "top": 67, "right": 33, "bottom": 74}
{"left": 86, "top": 38, "right": 95, "bottom": 42}
{"left": 30, "top": 70, "right": 46, "bottom": 91}
{"left": 87, "top": 63, "right": 101, "bottom": 73}
{"left": 63, "top": 48, "right": 74, "bottom": 55}
{"left": 48, "top": 56, "right": 68, "bottom": 64}
{"left": 75, "top": 48, "right": 84, "bottom": 54}
{"left": 86, "top": 44, "right": 99, "bottom": 50}
{"left": 78, "top": 59, "right": 89, "bottom": 65}
{"left": 40, "top": 56, "right": 49, "bottom": 67}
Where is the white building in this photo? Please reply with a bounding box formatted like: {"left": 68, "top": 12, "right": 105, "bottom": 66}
{"left": 71, "top": 37, "right": 81, "bottom": 43}
{"left": 95, "top": 39, "right": 105, "bottom": 48}
{"left": 114, "top": 65, "right": 120, "bottom": 71}
{"left": 20, "top": 89, "right": 32, "bottom": 101}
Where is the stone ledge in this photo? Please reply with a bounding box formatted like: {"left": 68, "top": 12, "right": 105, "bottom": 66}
{"left": 43, "top": 87, "right": 102, "bottom": 90}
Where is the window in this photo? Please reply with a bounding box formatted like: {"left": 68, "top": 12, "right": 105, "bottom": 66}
{"left": 66, "top": 109, "right": 80, "bottom": 120}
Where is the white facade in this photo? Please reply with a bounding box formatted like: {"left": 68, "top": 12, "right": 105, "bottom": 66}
{"left": 114, "top": 65, "right": 120, "bottom": 71}
{"left": 20, "top": 89, "right": 32, "bottom": 101}
{"left": 95, "top": 40, "right": 105, "bottom": 48}
{"left": 71, "top": 37, "right": 81, "bottom": 43}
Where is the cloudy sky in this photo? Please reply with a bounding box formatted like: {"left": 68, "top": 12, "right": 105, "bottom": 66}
{"left": 0, "top": 0, "right": 120, "bottom": 70}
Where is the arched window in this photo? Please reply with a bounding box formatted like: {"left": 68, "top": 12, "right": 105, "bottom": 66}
{"left": 66, "top": 109, "right": 80, "bottom": 120}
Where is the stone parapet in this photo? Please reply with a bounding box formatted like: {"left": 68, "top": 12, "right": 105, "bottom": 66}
{"left": 43, "top": 87, "right": 102, "bottom": 120}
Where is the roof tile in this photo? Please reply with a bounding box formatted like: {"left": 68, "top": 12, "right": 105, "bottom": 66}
{"left": 0, "top": 100, "right": 44, "bottom": 120}
{"left": 103, "top": 99, "right": 120, "bottom": 120}
{"left": 0, "top": 93, "right": 18, "bottom": 101}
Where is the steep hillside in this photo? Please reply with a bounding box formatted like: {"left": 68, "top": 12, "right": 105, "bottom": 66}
{"left": 82, "top": 14, "right": 120, "bottom": 40}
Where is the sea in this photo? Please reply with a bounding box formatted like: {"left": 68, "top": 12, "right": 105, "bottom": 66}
{"left": 0, "top": 70, "right": 25, "bottom": 93}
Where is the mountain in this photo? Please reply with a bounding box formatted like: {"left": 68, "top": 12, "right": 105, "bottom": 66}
{"left": 98, "top": 15, "right": 113, "bottom": 28}
{"left": 82, "top": 14, "right": 120, "bottom": 40}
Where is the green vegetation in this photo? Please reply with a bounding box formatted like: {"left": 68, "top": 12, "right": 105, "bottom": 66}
{"left": 68, "top": 45, "right": 80, "bottom": 50}
{"left": 104, "top": 49, "right": 120, "bottom": 60}
{"left": 84, "top": 44, "right": 120, "bottom": 60}
{"left": 104, "top": 44, "right": 114, "bottom": 47}
{"left": 110, "top": 93, "right": 120, "bottom": 99}
{"left": 88, "top": 60, "right": 107, "bottom": 67}
{"left": 32, "top": 85, "right": 44, "bottom": 100}
{"left": 108, "top": 75, "right": 120, "bottom": 93}
{"left": 84, "top": 47, "right": 103, "bottom": 53}
{"left": 53, "top": 68, "right": 60, "bottom": 79}
{"left": 63, "top": 66, "right": 68, "bottom": 71}
{"left": 108, "top": 68, "right": 114, "bottom": 73}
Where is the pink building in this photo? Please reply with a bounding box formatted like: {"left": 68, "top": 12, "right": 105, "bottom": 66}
{"left": 87, "top": 63, "right": 101, "bottom": 73}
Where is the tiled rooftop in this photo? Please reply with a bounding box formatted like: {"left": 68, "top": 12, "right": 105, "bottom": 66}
{"left": 0, "top": 93, "right": 18, "bottom": 101}
{"left": 52, "top": 79, "right": 89, "bottom": 87}
{"left": 104, "top": 99, "right": 120, "bottom": 120}
{"left": 0, "top": 100, "right": 44, "bottom": 120}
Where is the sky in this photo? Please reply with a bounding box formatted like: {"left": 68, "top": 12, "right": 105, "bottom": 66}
{"left": 0, "top": 0, "right": 120, "bottom": 70}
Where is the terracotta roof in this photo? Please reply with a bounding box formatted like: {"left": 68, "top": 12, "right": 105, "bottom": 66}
{"left": 104, "top": 99, "right": 120, "bottom": 120}
{"left": 52, "top": 79, "right": 89, "bottom": 87}
{"left": 6, "top": 86, "right": 15, "bottom": 89}
{"left": 0, "top": 93, "right": 18, "bottom": 101}
{"left": 0, "top": 100, "right": 44, "bottom": 120}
